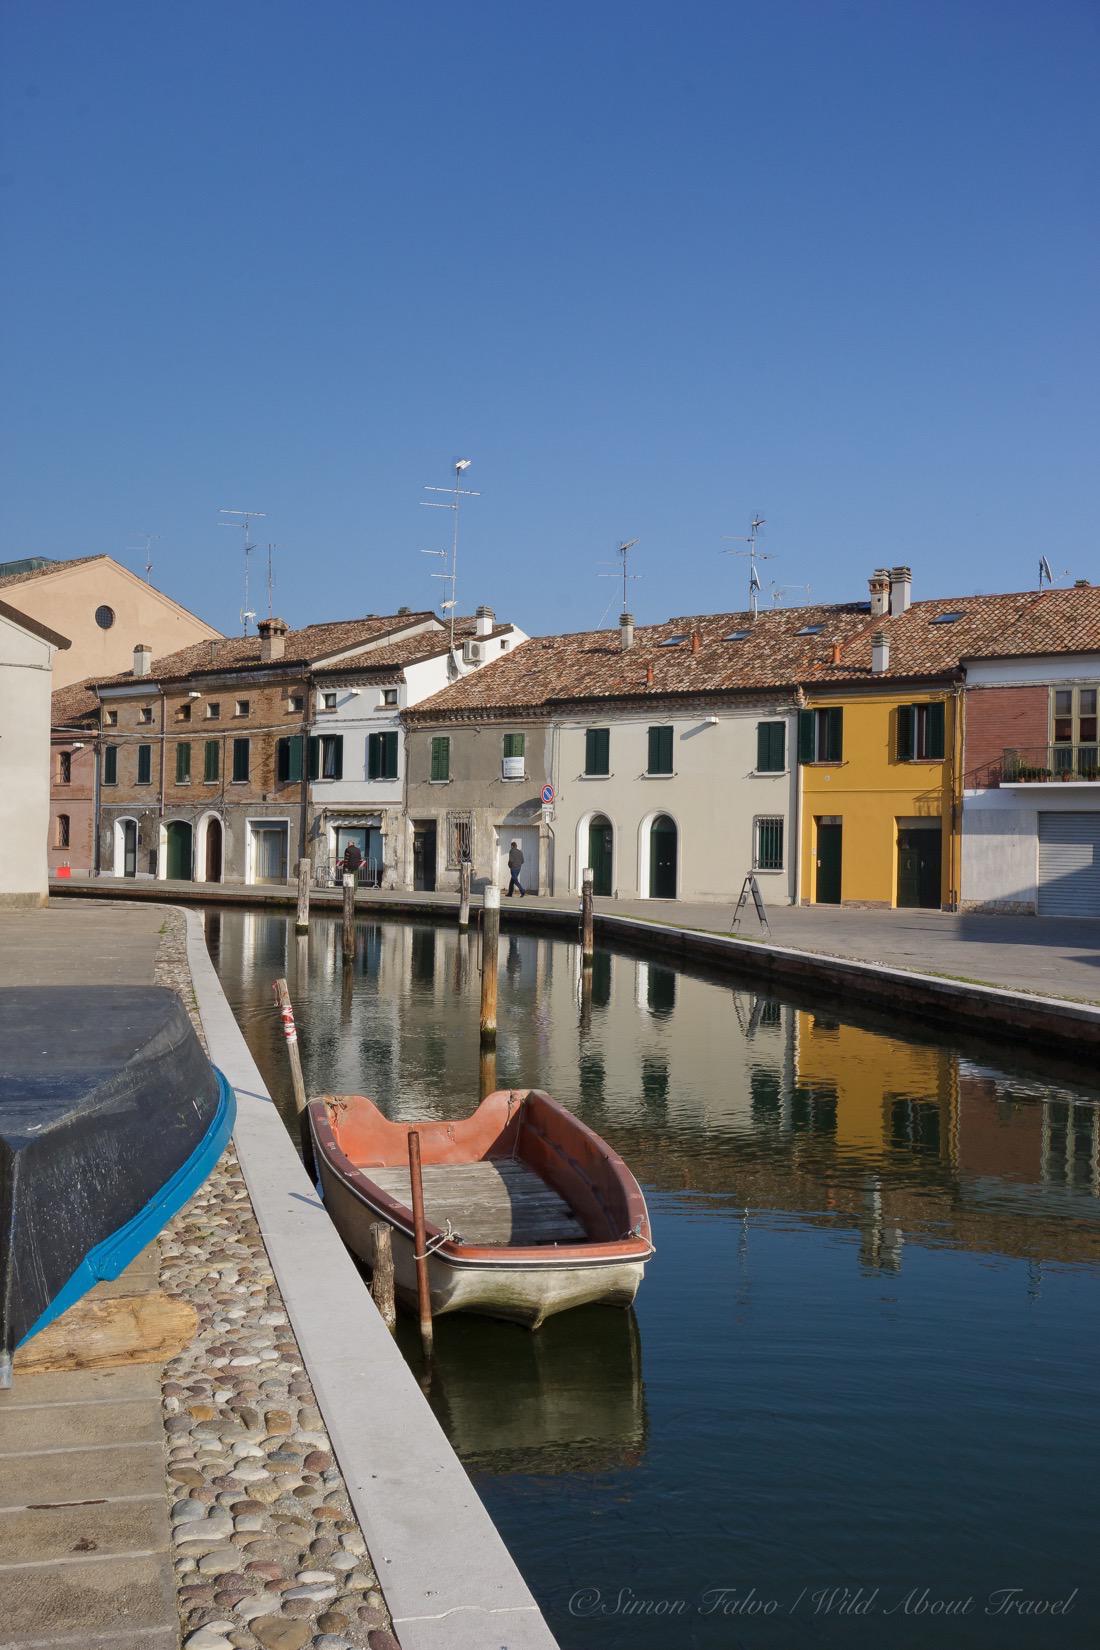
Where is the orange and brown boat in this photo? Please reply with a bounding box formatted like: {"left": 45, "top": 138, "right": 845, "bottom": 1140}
{"left": 308, "top": 1088, "right": 654, "bottom": 1329}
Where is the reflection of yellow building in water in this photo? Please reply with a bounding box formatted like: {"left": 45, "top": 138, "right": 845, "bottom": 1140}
{"left": 795, "top": 1012, "right": 956, "bottom": 1162}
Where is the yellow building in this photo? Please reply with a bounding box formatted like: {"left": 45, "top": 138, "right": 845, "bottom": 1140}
{"left": 796, "top": 1012, "right": 956, "bottom": 1159}
{"left": 798, "top": 687, "right": 958, "bottom": 908}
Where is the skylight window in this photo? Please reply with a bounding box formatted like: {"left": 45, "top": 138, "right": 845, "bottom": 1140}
{"left": 659, "top": 635, "right": 687, "bottom": 647}
{"left": 796, "top": 624, "right": 823, "bottom": 636}
{"left": 724, "top": 630, "right": 750, "bottom": 642}
{"left": 932, "top": 612, "right": 963, "bottom": 624}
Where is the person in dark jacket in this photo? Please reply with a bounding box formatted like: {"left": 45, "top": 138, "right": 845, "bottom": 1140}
{"left": 506, "top": 840, "right": 525, "bottom": 897}
{"left": 342, "top": 840, "right": 363, "bottom": 881}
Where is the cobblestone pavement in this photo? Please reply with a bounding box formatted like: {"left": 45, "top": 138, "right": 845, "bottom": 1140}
{"left": 154, "top": 910, "right": 399, "bottom": 1650}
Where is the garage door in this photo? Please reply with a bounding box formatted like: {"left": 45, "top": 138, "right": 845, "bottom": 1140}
{"left": 1038, "top": 813, "right": 1100, "bottom": 916}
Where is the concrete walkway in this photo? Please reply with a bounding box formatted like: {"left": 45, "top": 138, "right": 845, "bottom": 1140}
{"left": 0, "top": 902, "right": 177, "bottom": 1650}
{"left": 55, "top": 877, "right": 1100, "bottom": 1004}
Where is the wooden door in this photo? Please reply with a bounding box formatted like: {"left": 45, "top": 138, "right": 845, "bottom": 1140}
{"left": 815, "top": 821, "right": 842, "bottom": 905}
{"left": 122, "top": 820, "right": 137, "bottom": 878}
{"left": 413, "top": 823, "right": 437, "bottom": 891}
{"left": 897, "top": 827, "right": 941, "bottom": 908}
{"left": 649, "top": 815, "right": 678, "bottom": 899}
{"left": 589, "top": 816, "right": 613, "bottom": 896}
{"left": 204, "top": 818, "right": 222, "bottom": 883}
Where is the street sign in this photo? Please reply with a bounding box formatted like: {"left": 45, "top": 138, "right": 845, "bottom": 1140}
{"left": 541, "top": 805, "right": 555, "bottom": 824}
{"left": 541, "top": 783, "right": 556, "bottom": 805}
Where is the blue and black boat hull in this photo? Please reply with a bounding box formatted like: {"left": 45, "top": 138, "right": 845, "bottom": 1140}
{"left": 0, "top": 986, "right": 235, "bottom": 1382}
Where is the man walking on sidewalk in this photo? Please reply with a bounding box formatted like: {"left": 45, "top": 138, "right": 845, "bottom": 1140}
{"left": 506, "top": 840, "right": 526, "bottom": 898}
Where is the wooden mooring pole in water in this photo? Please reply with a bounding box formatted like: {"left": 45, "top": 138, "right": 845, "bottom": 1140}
{"left": 407, "top": 1129, "right": 433, "bottom": 1359}
{"left": 480, "top": 885, "right": 500, "bottom": 1050}
{"left": 581, "top": 866, "right": 595, "bottom": 960}
{"left": 295, "top": 857, "right": 311, "bottom": 933}
{"left": 369, "top": 1221, "right": 397, "bottom": 1332}
{"left": 273, "top": 977, "right": 314, "bottom": 1177}
{"left": 342, "top": 872, "right": 356, "bottom": 961}
{"left": 458, "top": 859, "right": 472, "bottom": 930}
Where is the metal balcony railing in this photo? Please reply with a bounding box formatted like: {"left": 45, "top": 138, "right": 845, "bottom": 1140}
{"left": 972, "top": 743, "right": 1100, "bottom": 788}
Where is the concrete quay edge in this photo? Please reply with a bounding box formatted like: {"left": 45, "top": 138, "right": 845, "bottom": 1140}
{"left": 182, "top": 907, "right": 559, "bottom": 1650}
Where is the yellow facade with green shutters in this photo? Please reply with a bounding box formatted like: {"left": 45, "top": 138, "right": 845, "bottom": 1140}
{"left": 797, "top": 689, "right": 958, "bottom": 909}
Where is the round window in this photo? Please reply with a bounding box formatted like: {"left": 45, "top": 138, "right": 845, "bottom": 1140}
{"left": 95, "top": 605, "right": 115, "bottom": 630}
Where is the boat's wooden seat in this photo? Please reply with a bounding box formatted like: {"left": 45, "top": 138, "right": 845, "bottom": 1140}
{"left": 365, "top": 1159, "right": 588, "bottom": 1246}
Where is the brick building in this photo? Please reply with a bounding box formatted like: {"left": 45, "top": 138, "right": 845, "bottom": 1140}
{"left": 49, "top": 679, "right": 99, "bottom": 876}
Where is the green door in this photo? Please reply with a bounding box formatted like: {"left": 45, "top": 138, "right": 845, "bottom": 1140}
{"left": 165, "top": 820, "right": 193, "bottom": 880}
{"left": 649, "top": 815, "right": 678, "bottom": 899}
{"left": 589, "top": 816, "right": 613, "bottom": 896}
{"left": 897, "top": 827, "right": 942, "bottom": 909}
{"left": 815, "top": 821, "right": 842, "bottom": 905}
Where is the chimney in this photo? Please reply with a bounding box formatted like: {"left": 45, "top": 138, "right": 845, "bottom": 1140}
{"left": 257, "top": 617, "right": 288, "bottom": 663}
{"left": 133, "top": 643, "right": 152, "bottom": 678}
{"left": 869, "top": 568, "right": 891, "bottom": 618}
{"left": 831, "top": 643, "right": 842, "bottom": 665}
{"left": 889, "top": 566, "right": 912, "bottom": 615}
{"left": 645, "top": 663, "right": 654, "bottom": 687}
{"left": 476, "top": 604, "right": 494, "bottom": 639}
{"left": 871, "top": 631, "right": 890, "bottom": 674}
{"left": 690, "top": 630, "right": 701, "bottom": 654}
{"left": 619, "top": 612, "right": 635, "bottom": 652}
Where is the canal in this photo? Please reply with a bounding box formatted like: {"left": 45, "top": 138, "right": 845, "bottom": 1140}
{"left": 204, "top": 908, "right": 1100, "bottom": 1650}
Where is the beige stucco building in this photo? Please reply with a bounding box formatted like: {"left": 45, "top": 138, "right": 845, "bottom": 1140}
{"left": 0, "top": 555, "right": 219, "bottom": 689}
{"left": 0, "top": 599, "right": 71, "bottom": 906}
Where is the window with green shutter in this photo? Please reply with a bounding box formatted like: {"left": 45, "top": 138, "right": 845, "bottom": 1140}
{"left": 175, "top": 742, "right": 191, "bottom": 783}
{"left": 584, "top": 728, "right": 610, "bottom": 775}
{"left": 232, "top": 738, "right": 250, "bottom": 782}
{"left": 103, "top": 745, "right": 118, "bottom": 785}
{"left": 368, "top": 731, "right": 398, "bottom": 780}
{"left": 136, "top": 743, "right": 152, "bottom": 785}
{"left": 925, "top": 700, "right": 945, "bottom": 760}
{"left": 754, "top": 815, "right": 785, "bottom": 870}
{"left": 798, "top": 708, "right": 843, "bottom": 763}
{"left": 277, "top": 735, "right": 302, "bottom": 784}
{"left": 756, "top": 721, "right": 786, "bottom": 772}
{"left": 204, "top": 740, "right": 220, "bottom": 783}
{"left": 430, "top": 736, "right": 450, "bottom": 782}
{"left": 502, "top": 733, "right": 525, "bottom": 759}
{"left": 897, "top": 705, "right": 914, "bottom": 762}
{"left": 319, "top": 734, "right": 343, "bottom": 780}
{"left": 897, "top": 702, "right": 946, "bottom": 762}
{"left": 647, "top": 725, "right": 674, "bottom": 774}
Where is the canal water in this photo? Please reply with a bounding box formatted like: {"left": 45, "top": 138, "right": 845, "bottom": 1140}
{"left": 204, "top": 908, "right": 1100, "bottom": 1650}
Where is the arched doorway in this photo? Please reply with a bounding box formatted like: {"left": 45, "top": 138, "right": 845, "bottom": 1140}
{"left": 204, "top": 818, "right": 223, "bottom": 883}
{"left": 165, "top": 820, "right": 193, "bottom": 881}
{"left": 588, "top": 815, "right": 614, "bottom": 896}
{"left": 649, "top": 814, "right": 678, "bottom": 899}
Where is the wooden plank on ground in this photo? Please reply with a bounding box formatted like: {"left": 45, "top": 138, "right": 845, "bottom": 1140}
{"left": 13, "top": 1292, "right": 197, "bottom": 1375}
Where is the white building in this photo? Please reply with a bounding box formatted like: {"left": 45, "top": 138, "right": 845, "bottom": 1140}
{"left": 0, "top": 599, "right": 71, "bottom": 907}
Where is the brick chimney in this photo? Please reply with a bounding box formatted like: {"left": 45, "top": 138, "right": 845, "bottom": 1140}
{"left": 476, "top": 605, "right": 495, "bottom": 639}
{"left": 620, "top": 612, "right": 635, "bottom": 652}
{"left": 645, "top": 663, "right": 654, "bottom": 687}
{"left": 133, "top": 643, "right": 152, "bottom": 677}
{"left": 258, "top": 617, "right": 288, "bottom": 663}
{"left": 889, "top": 566, "right": 912, "bottom": 615}
{"left": 872, "top": 631, "right": 890, "bottom": 674}
{"left": 869, "top": 569, "right": 890, "bottom": 618}
{"left": 690, "top": 630, "right": 701, "bottom": 653}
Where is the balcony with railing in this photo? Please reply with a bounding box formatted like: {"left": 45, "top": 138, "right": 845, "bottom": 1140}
{"left": 969, "top": 743, "right": 1100, "bottom": 789}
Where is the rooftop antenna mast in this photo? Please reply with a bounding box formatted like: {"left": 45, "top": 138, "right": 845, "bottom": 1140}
{"left": 265, "top": 544, "right": 277, "bottom": 618}
{"left": 219, "top": 508, "right": 267, "bottom": 635}
{"left": 598, "top": 538, "right": 641, "bottom": 624}
{"left": 420, "top": 459, "right": 478, "bottom": 651}
{"left": 723, "top": 515, "right": 774, "bottom": 619}
{"left": 127, "top": 533, "right": 160, "bottom": 584}
{"left": 770, "top": 583, "right": 812, "bottom": 607}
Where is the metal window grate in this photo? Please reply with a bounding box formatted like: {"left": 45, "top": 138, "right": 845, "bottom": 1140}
{"left": 754, "top": 815, "right": 784, "bottom": 870}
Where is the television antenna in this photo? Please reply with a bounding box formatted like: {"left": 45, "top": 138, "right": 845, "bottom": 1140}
{"left": 219, "top": 508, "right": 267, "bottom": 634}
{"left": 127, "top": 533, "right": 160, "bottom": 583}
{"left": 597, "top": 539, "right": 641, "bottom": 618}
{"left": 723, "top": 515, "right": 773, "bottom": 619}
{"left": 420, "top": 459, "right": 478, "bottom": 650}
{"left": 265, "top": 544, "right": 277, "bottom": 618}
{"left": 770, "top": 583, "right": 812, "bottom": 607}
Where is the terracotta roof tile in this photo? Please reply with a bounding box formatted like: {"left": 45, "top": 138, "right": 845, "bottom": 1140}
{"left": 313, "top": 621, "right": 515, "bottom": 676}
{"left": 51, "top": 677, "right": 100, "bottom": 726}
{"left": 0, "top": 554, "right": 106, "bottom": 590}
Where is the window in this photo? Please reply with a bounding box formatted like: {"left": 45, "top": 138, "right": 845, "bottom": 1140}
{"left": 756, "top": 721, "right": 786, "bottom": 773}
{"left": 724, "top": 630, "right": 749, "bottom": 642}
{"left": 447, "top": 810, "right": 472, "bottom": 867}
{"left": 175, "top": 742, "right": 192, "bottom": 783}
{"left": 287, "top": 694, "right": 304, "bottom": 713}
{"left": 931, "top": 612, "right": 963, "bottom": 625}
{"left": 1052, "top": 686, "right": 1098, "bottom": 748}
{"left": 204, "top": 740, "right": 220, "bottom": 783}
{"left": 94, "top": 605, "right": 115, "bottom": 630}
{"left": 754, "top": 815, "right": 784, "bottom": 871}
{"left": 206, "top": 701, "right": 221, "bottom": 720}
{"left": 647, "top": 725, "right": 674, "bottom": 775}
{"left": 584, "top": 728, "right": 610, "bottom": 775}
{"left": 139, "top": 706, "right": 153, "bottom": 725}
{"left": 177, "top": 702, "right": 192, "bottom": 723}
{"left": 103, "top": 745, "right": 118, "bottom": 785}
{"left": 317, "top": 734, "right": 344, "bottom": 780}
{"left": 137, "top": 743, "right": 152, "bottom": 784}
{"left": 897, "top": 702, "right": 945, "bottom": 761}
{"left": 277, "top": 736, "right": 303, "bottom": 784}
{"left": 381, "top": 688, "right": 398, "bottom": 707}
{"left": 103, "top": 707, "right": 118, "bottom": 727}
{"left": 659, "top": 635, "right": 686, "bottom": 647}
{"left": 503, "top": 732, "right": 525, "bottom": 758}
{"left": 58, "top": 751, "right": 72, "bottom": 784}
{"left": 430, "top": 736, "right": 450, "bottom": 782}
{"left": 321, "top": 691, "right": 337, "bottom": 711}
{"left": 367, "top": 731, "right": 398, "bottom": 780}
{"left": 798, "top": 707, "right": 843, "bottom": 763}
{"left": 56, "top": 813, "right": 70, "bottom": 847}
{"left": 796, "top": 624, "right": 824, "bottom": 636}
{"left": 232, "top": 738, "right": 250, "bottom": 782}
{"left": 235, "top": 699, "right": 250, "bottom": 718}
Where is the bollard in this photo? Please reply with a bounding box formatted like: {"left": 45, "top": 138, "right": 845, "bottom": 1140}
{"left": 581, "top": 866, "right": 595, "bottom": 960}
{"left": 342, "top": 871, "right": 356, "bottom": 960}
{"left": 295, "top": 857, "right": 311, "bottom": 933}
{"left": 407, "top": 1130, "right": 433, "bottom": 1359}
{"left": 273, "top": 977, "right": 313, "bottom": 1178}
{"left": 458, "top": 859, "right": 472, "bottom": 931}
{"left": 480, "top": 885, "right": 500, "bottom": 1050}
{"left": 369, "top": 1222, "right": 397, "bottom": 1332}
{"left": 479, "top": 1045, "right": 497, "bottom": 1101}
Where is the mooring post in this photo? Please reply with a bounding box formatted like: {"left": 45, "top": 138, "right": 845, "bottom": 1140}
{"left": 458, "top": 859, "right": 472, "bottom": 931}
{"left": 479, "top": 1045, "right": 498, "bottom": 1101}
{"left": 342, "top": 871, "right": 356, "bottom": 961}
{"left": 407, "top": 1129, "right": 433, "bottom": 1359}
{"left": 369, "top": 1221, "right": 397, "bottom": 1333}
{"left": 480, "top": 885, "right": 500, "bottom": 1049}
{"left": 581, "top": 866, "right": 595, "bottom": 960}
{"left": 580, "top": 959, "right": 593, "bottom": 1035}
{"left": 273, "top": 977, "right": 313, "bottom": 1176}
{"left": 295, "top": 857, "right": 311, "bottom": 933}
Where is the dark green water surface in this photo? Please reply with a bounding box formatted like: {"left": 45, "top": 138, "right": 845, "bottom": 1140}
{"left": 204, "top": 909, "right": 1100, "bottom": 1650}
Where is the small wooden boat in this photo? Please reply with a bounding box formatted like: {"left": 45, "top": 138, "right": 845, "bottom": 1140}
{"left": 1, "top": 986, "right": 235, "bottom": 1384}
{"left": 309, "top": 1089, "right": 653, "bottom": 1329}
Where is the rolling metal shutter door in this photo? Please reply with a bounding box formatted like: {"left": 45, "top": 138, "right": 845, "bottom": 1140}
{"left": 1038, "top": 813, "right": 1100, "bottom": 916}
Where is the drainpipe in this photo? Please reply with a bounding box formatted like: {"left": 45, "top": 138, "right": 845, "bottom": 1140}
{"left": 300, "top": 674, "right": 315, "bottom": 868}
{"left": 792, "top": 699, "right": 804, "bottom": 907}
{"left": 949, "top": 679, "right": 964, "bottom": 910}
{"left": 157, "top": 689, "right": 167, "bottom": 877}
{"left": 92, "top": 732, "right": 102, "bottom": 877}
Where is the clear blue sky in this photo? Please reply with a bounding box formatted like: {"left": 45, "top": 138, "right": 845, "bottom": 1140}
{"left": 2, "top": 0, "right": 1096, "bottom": 638}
